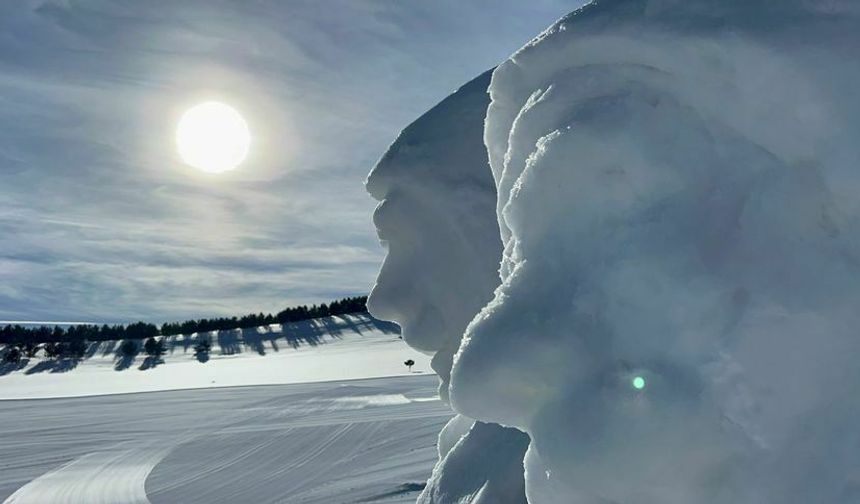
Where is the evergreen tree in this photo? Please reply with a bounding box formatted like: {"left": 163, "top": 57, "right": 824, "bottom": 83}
{"left": 0, "top": 295, "right": 371, "bottom": 344}
{"left": 2, "top": 346, "right": 22, "bottom": 364}
{"left": 67, "top": 338, "right": 87, "bottom": 359}
{"left": 143, "top": 337, "right": 165, "bottom": 357}
{"left": 44, "top": 342, "right": 62, "bottom": 359}
{"left": 120, "top": 339, "right": 138, "bottom": 357}
{"left": 193, "top": 336, "right": 212, "bottom": 363}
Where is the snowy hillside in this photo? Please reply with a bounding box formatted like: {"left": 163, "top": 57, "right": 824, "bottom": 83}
{"left": 0, "top": 314, "right": 431, "bottom": 400}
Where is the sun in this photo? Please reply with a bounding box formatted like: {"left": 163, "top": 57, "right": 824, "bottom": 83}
{"left": 176, "top": 101, "right": 250, "bottom": 173}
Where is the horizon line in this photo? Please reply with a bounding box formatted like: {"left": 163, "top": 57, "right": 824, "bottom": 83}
{"left": 0, "top": 321, "right": 102, "bottom": 327}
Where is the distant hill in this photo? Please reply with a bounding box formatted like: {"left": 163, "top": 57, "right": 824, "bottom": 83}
{"left": 0, "top": 313, "right": 428, "bottom": 400}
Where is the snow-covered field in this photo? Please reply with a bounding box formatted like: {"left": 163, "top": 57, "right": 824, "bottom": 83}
{"left": 0, "top": 375, "right": 450, "bottom": 503}
{"left": 0, "top": 314, "right": 431, "bottom": 400}
{"left": 0, "top": 315, "right": 448, "bottom": 503}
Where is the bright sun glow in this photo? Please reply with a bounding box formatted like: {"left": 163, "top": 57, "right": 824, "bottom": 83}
{"left": 176, "top": 101, "right": 250, "bottom": 173}
{"left": 632, "top": 376, "right": 646, "bottom": 390}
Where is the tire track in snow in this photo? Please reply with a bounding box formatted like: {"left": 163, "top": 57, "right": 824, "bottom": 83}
{"left": 3, "top": 405, "right": 258, "bottom": 504}
{"left": 3, "top": 445, "right": 169, "bottom": 504}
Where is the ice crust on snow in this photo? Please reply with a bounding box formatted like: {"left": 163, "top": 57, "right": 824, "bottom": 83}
{"left": 367, "top": 71, "right": 528, "bottom": 503}
{"left": 445, "top": 1, "right": 860, "bottom": 503}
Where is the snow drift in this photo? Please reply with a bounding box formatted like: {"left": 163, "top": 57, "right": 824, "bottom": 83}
{"left": 445, "top": 0, "right": 860, "bottom": 503}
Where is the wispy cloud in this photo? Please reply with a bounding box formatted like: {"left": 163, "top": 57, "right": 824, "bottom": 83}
{"left": 0, "top": 0, "right": 580, "bottom": 322}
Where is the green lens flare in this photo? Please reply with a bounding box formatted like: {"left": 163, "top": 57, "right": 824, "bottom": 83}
{"left": 632, "top": 376, "right": 646, "bottom": 390}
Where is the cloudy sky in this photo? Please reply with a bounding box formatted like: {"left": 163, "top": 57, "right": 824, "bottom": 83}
{"left": 0, "top": 0, "right": 580, "bottom": 324}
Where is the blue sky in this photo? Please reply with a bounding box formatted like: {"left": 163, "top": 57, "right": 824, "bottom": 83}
{"left": 0, "top": 0, "right": 581, "bottom": 324}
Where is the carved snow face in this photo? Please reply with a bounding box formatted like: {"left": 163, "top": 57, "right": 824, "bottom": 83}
{"left": 366, "top": 72, "right": 501, "bottom": 401}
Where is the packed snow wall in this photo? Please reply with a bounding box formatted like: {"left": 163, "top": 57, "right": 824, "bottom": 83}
{"left": 447, "top": 1, "right": 860, "bottom": 503}
{"left": 366, "top": 71, "right": 529, "bottom": 503}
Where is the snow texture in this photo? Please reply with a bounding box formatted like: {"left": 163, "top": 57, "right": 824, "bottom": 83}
{"left": 367, "top": 71, "right": 528, "bottom": 503}
{"left": 441, "top": 1, "right": 860, "bottom": 503}
{"left": 0, "top": 375, "right": 450, "bottom": 504}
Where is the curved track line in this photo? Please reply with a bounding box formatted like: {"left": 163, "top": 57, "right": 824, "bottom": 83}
{"left": 3, "top": 445, "right": 170, "bottom": 504}
{"left": 4, "top": 405, "right": 257, "bottom": 504}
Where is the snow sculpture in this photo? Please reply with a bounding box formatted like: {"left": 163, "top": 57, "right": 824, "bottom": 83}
{"left": 366, "top": 71, "right": 529, "bottom": 503}
{"left": 449, "top": 1, "right": 860, "bottom": 503}
{"left": 366, "top": 70, "right": 500, "bottom": 403}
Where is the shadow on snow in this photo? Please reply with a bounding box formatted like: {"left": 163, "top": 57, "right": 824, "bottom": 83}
{"left": 0, "top": 314, "right": 400, "bottom": 376}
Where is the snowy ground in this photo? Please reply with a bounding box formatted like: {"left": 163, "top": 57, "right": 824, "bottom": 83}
{"left": 0, "top": 314, "right": 448, "bottom": 503}
{"left": 0, "top": 314, "right": 432, "bottom": 400}
{"left": 0, "top": 375, "right": 450, "bottom": 503}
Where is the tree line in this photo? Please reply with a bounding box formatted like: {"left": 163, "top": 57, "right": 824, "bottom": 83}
{"left": 1, "top": 295, "right": 368, "bottom": 348}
